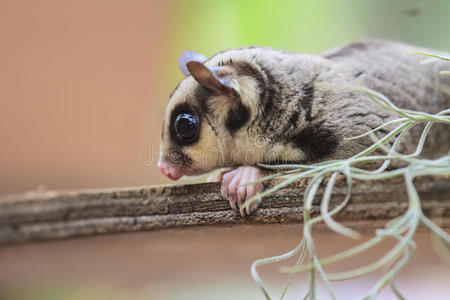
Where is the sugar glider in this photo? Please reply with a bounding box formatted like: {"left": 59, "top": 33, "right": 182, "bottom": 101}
{"left": 158, "top": 40, "right": 450, "bottom": 216}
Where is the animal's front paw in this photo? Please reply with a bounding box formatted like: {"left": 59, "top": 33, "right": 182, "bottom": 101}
{"left": 221, "top": 166, "right": 265, "bottom": 216}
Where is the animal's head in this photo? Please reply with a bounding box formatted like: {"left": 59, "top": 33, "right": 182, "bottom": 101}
{"left": 158, "top": 49, "right": 305, "bottom": 180}
{"left": 158, "top": 50, "right": 259, "bottom": 180}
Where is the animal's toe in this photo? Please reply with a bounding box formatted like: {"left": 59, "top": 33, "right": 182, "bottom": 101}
{"left": 221, "top": 166, "right": 265, "bottom": 215}
{"left": 242, "top": 169, "right": 264, "bottom": 215}
{"left": 237, "top": 185, "right": 247, "bottom": 208}
{"left": 221, "top": 169, "right": 241, "bottom": 211}
{"left": 221, "top": 170, "right": 236, "bottom": 198}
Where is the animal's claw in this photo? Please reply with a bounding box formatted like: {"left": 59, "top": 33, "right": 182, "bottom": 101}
{"left": 220, "top": 166, "right": 264, "bottom": 216}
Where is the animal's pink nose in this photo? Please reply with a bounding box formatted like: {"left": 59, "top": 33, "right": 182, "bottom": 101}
{"left": 158, "top": 157, "right": 182, "bottom": 180}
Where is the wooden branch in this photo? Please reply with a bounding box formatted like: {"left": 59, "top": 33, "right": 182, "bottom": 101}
{"left": 0, "top": 176, "right": 449, "bottom": 246}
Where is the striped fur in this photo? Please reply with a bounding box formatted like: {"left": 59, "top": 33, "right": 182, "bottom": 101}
{"left": 160, "top": 40, "right": 450, "bottom": 176}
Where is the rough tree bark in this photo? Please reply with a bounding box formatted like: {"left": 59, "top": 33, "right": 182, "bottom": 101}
{"left": 0, "top": 176, "right": 449, "bottom": 246}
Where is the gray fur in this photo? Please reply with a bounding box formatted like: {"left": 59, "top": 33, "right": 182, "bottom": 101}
{"left": 208, "top": 40, "right": 450, "bottom": 162}
{"left": 162, "top": 40, "right": 449, "bottom": 175}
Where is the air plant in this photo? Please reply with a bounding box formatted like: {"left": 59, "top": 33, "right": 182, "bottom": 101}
{"left": 246, "top": 53, "right": 450, "bottom": 299}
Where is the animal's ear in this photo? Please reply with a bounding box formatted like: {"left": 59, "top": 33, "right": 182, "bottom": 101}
{"left": 186, "top": 61, "right": 235, "bottom": 97}
{"left": 178, "top": 51, "right": 207, "bottom": 76}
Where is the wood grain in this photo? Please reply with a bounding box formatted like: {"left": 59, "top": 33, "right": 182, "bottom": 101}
{"left": 0, "top": 176, "right": 449, "bottom": 245}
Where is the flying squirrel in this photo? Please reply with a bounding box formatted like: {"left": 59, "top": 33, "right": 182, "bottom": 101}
{"left": 158, "top": 40, "right": 450, "bottom": 216}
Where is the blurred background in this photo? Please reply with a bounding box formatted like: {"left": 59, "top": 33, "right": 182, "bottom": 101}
{"left": 1, "top": 0, "right": 450, "bottom": 195}
{"left": 1, "top": 1, "right": 450, "bottom": 300}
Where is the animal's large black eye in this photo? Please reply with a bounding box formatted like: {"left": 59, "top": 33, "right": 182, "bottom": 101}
{"left": 174, "top": 111, "right": 199, "bottom": 144}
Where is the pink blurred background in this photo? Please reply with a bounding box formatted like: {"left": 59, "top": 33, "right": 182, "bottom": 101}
{"left": 1, "top": 1, "right": 173, "bottom": 194}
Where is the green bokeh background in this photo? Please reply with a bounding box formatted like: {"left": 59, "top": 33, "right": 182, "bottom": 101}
{"left": 169, "top": 0, "right": 449, "bottom": 55}
{"left": 158, "top": 0, "right": 450, "bottom": 107}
